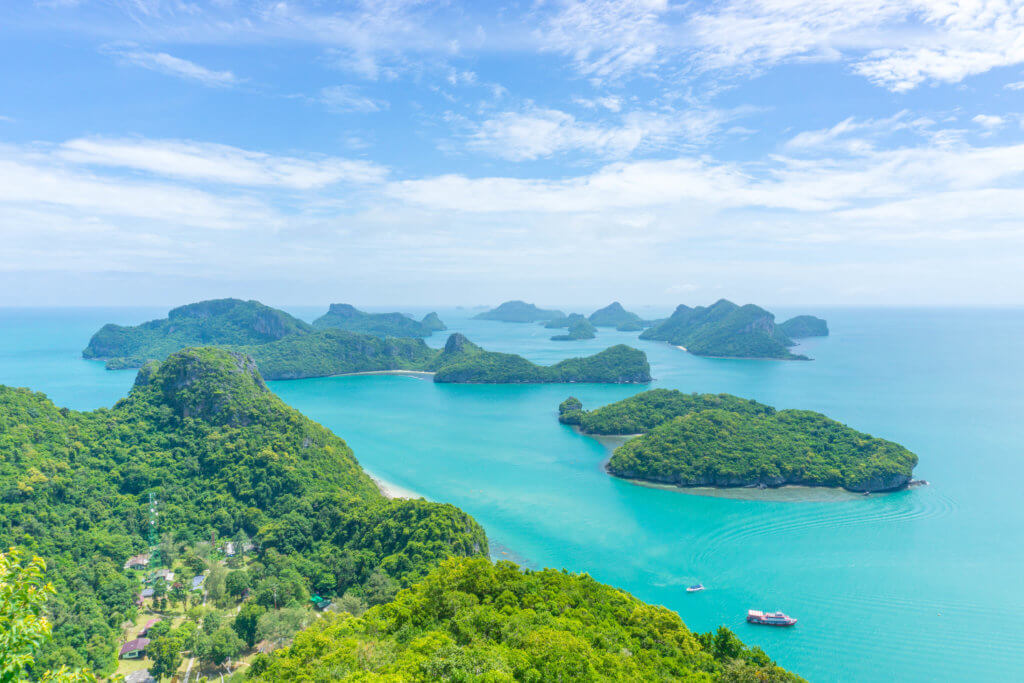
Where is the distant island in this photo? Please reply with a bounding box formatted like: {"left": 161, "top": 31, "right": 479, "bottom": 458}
{"left": 84, "top": 299, "right": 651, "bottom": 384}
{"left": 313, "top": 303, "right": 446, "bottom": 338}
{"left": 544, "top": 312, "right": 585, "bottom": 328}
{"left": 589, "top": 302, "right": 643, "bottom": 329}
{"left": 474, "top": 300, "right": 564, "bottom": 322}
{"left": 560, "top": 390, "right": 918, "bottom": 492}
{"left": 426, "top": 333, "right": 650, "bottom": 383}
{"left": 551, "top": 318, "right": 596, "bottom": 341}
{"left": 779, "top": 314, "right": 829, "bottom": 338}
{"left": 639, "top": 299, "right": 822, "bottom": 360}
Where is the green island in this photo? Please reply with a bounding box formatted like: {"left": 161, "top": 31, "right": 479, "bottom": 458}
{"left": 83, "top": 300, "right": 651, "bottom": 384}
{"left": 313, "top": 303, "right": 446, "bottom": 338}
{"left": 560, "top": 390, "right": 918, "bottom": 492}
{"left": 543, "top": 312, "right": 586, "bottom": 328}
{"left": 2, "top": 349, "right": 798, "bottom": 681}
{"left": 474, "top": 300, "right": 565, "bottom": 322}
{"left": 551, "top": 317, "right": 597, "bottom": 341}
{"left": 83, "top": 299, "right": 313, "bottom": 368}
{"left": 589, "top": 301, "right": 643, "bottom": 329}
{"left": 640, "top": 299, "right": 815, "bottom": 360}
{"left": 426, "top": 333, "right": 651, "bottom": 383}
{"left": 778, "top": 315, "right": 829, "bottom": 338}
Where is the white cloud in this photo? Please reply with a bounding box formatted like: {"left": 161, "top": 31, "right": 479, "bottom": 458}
{"left": 972, "top": 114, "right": 1006, "bottom": 130}
{"left": 320, "top": 85, "right": 386, "bottom": 113}
{"left": 538, "top": 0, "right": 670, "bottom": 80}
{"left": 1007, "top": 81, "right": 1024, "bottom": 90}
{"left": 690, "top": 0, "right": 1024, "bottom": 92}
{"left": 462, "top": 105, "right": 744, "bottom": 161}
{"left": 57, "top": 138, "right": 387, "bottom": 188}
{"left": 112, "top": 48, "right": 238, "bottom": 87}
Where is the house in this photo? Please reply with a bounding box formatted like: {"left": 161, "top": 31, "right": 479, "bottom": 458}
{"left": 139, "top": 588, "right": 155, "bottom": 599}
{"left": 224, "top": 542, "right": 235, "bottom": 556}
{"left": 154, "top": 568, "right": 175, "bottom": 582}
{"left": 191, "top": 574, "right": 206, "bottom": 591}
{"left": 139, "top": 617, "right": 161, "bottom": 637}
{"left": 124, "top": 670, "right": 156, "bottom": 683}
{"left": 123, "top": 553, "right": 150, "bottom": 570}
{"left": 119, "top": 637, "right": 150, "bottom": 659}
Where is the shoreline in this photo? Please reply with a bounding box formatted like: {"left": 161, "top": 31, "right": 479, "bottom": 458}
{"left": 369, "top": 472, "right": 426, "bottom": 500}
{"left": 333, "top": 369, "right": 435, "bottom": 379}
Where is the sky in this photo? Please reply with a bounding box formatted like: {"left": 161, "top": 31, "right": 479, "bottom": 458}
{"left": 2, "top": 0, "right": 1023, "bottom": 307}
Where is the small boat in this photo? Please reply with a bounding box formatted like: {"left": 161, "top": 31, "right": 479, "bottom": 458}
{"left": 686, "top": 583, "right": 705, "bottom": 593}
{"left": 747, "top": 609, "right": 797, "bottom": 626}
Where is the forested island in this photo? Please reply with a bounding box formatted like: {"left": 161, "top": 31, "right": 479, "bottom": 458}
{"left": 474, "top": 300, "right": 564, "bottom": 322}
{"left": 589, "top": 301, "right": 643, "bottom": 329}
{"left": 560, "top": 390, "right": 918, "bottom": 492}
{"left": 543, "top": 312, "right": 586, "bottom": 328}
{"left": 640, "top": 299, "right": 821, "bottom": 360}
{"left": 2, "top": 350, "right": 798, "bottom": 681}
{"left": 425, "top": 333, "right": 650, "bottom": 383}
{"left": 83, "top": 299, "right": 651, "bottom": 384}
{"left": 779, "top": 315, "right": 829, "bottom": 338}
{"left": 551, "top": 317, "right": 597, "bottom": 341}
{"left": 313, "top": 303, "right": 445, "bottom": 337}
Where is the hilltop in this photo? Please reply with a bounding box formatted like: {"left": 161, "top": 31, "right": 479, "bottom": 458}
{"left": 83, "top": 298, "right": 313, "bottom": 368}
{"left": 474, "top": 300, "right": 565, "bottom": 322}
{"left": 562, "top": 391, "right": 918, "bottom": 492}
{"left": 589, "top": 301, "right": 643, "bottom": 329}
{"left": 551, "top": 317, "right": 596, "bottom": 341}
{"left": 640, "top": 299, "right": 809, "bottom": 360}
{"left": 779, "top": 314, "right": 829, "bottom": 338}
{"left": 313, "top": 303, "right": 446, "bottom": 338}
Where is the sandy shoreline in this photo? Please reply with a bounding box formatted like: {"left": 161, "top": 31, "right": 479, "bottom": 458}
{"left": 369, "top": 472, "right": 425, "bottom": 500}
{"left": 334, "top": 369, "right": 435, "bottom": 379}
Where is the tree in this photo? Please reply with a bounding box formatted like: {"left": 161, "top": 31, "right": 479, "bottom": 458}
{"left": 206, "top": 564, "right": 228, "bottom": 605}
{"left": 225, "top": 570, "right": 249, "bottom": 598}
{"left": 0, "top": 548, "right": 97, "bottom": 683}
{"left": 232, "top": 603, "right": 265, "bottom": 649}
{"left": 195, "top": 627, "right": 244, "bottom": 667}
{"left": 255, "top": 607, "right": 313, "bottom": 647}
{"left": 147, "top": 632, "right": 183, "bottom": 681}
{"left": 169, "top": 584, "right": 187, "bottom": 611}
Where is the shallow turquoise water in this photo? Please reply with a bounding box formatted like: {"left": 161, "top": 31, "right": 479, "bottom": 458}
{"left": 2, "top": 306, "right": 1023, "bottom": 681}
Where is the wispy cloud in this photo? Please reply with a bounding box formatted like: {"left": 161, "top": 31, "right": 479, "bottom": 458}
{"left": 57, "top": 138, "right": 387, "bottom": 188}
{"left": 459, "top": 105, "right": 747, "bottom": 161}
{"left": 320, "top": 85, "right": 387, "bottom": 113}
{"left": 111, "top": 47, "right": 239, "bottom": 87}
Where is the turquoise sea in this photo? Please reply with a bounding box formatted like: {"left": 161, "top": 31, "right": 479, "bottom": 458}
{"left": 2, "top": 306, "right": 1023, "bottom": 681}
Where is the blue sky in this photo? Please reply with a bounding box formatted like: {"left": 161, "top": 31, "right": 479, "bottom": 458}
{"left": 2, "top": 0, "right": 1023, "bottom": 307}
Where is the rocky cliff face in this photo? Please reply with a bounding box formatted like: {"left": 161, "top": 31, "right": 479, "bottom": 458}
{"left": 607, "top": 466, "right": 912, "bottom": 493}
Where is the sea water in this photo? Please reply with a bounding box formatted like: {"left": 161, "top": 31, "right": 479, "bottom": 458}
{"left": 2, "top": 305, "right": 1022, "bottom": 681}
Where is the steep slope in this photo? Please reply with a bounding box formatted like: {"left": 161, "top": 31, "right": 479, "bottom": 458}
{"left": 551, "top": 317, "right": 596, "bottom": 340}
{"left": 83, "top": 299, "right": 313, "bottom": 368}
{"left": 0, "top": 348, "right": 486, "bottom": 674}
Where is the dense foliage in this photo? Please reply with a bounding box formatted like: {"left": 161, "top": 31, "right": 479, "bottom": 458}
{"left": 0, "top": 348, "right": 486, "bottom": 674}
{"left": 565, "top": 389, "right": 774, "bottom": 434}
{"left": 551, "top": 318, "right": 596, "bottom": 341}
{"left": 82, "top": 299, "right": 313, "bottom": 368}
{"left": 778, "top": 316, "right": 829, "bottom": 338}
{"left": 312, "top": 304, "right": 445, "bottom": 338}
{"left": 474, "top": 301, "right": 565, "bottom": 322}
{"left": 251, "top": 557, "right": 802, "bottom": 682}
{"left": 588, "top": 302, "right": 642, "bottom": 328}
{"left": 608, "top": 408, "right": 918, "bottom": 491}
{"left": 241, "top": 329, "right": 435, "bottom": 380}
{"left": 427, "top": 335, "right": 651, "bottom": 384}
{"left": 640, "top": 300, "right": 808, "bottom": 360}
